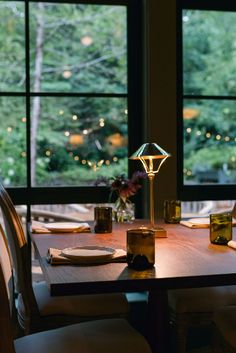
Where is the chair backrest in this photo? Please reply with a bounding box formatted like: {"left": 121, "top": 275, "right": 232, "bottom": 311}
{"left": 0, "top": 223, "right": 16, "bottom": 353}
{"left": 0, "top": 183, "right": 38, "bottom": 329}
{"left": 232, "top": 202, "right": 236, "bottom": 219}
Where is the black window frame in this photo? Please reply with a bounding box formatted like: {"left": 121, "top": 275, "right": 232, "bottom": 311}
{"left": 177, "top": 0, "right": 236, "bottom": 201}
{"left": 2, "top": 0, "right": 144, "bottom": 215}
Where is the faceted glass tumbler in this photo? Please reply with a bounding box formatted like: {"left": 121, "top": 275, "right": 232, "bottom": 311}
{"left": 94, "top": 206, "right": 112, "bottom": 233}
{"left": 164, "top": 200, "right": 181, "bottom": 223}
{"left": 127, "top": 228, "right": 155, "bottom": 270}
{"left": 210, "top": 213, "right": 232, "bottom": 245}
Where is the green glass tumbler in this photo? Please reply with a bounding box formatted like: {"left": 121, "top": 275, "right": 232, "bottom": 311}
{"left": 164, "top": 200, "right": 181, "bottom": 223}
{"left": 94, "top": 206, "right": 112, "bottom": 233}
{"left": 210, "top": 213, "right": 232, "bottom": 245}
{"left": 127, "top": 228, "right": 155, "bottom": 270}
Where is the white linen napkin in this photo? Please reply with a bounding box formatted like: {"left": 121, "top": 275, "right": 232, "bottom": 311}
{"left": 180, "top": 217, "right": 236, "bottom": 229}
{"left": 47, "top": 247, "right": 126, "bottom": 265}
{"left": 31, "top": 220, "right": 90, "bottom": 233}
{"left": 180, "top": 218, "right": 210, "bottom": 229}
{"left": 228, "top": 240, "right": 236, "bottom": 250}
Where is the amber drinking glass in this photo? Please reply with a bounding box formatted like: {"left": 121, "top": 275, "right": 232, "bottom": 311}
{"left": 210, "top": 213, "right": 232, "bottom": 245}
{"left": 94, "top": 206, "right": 112, "bottom": 233}
{"left": 126, "top": 228, "right": 155, "bottom": 270}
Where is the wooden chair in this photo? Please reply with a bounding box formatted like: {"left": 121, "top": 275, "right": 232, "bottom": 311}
{"left": 168, "top": 286, "right": 236, "bottom": 352}
{"left": 168, "top": 203, "right": 236, "bottom": 353}
{"left": 0, "top": 223, "right": 152, "bottom": 353}
{"left": 0, "top": 182, "right": 130, "bottom": 334}
{"left": 212, "top": 305, "right": 236, "bottom": 353}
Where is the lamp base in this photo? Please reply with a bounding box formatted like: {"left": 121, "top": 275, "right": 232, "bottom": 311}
{"left": 151, "top": 226, "right": 167, "bottom": 238}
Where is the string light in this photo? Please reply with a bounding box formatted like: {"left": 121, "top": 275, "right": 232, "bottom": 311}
{"left": 62, "top": 70, "right": 72, "bottom": 79}
{"left": 22, "top": 117, "right": 26, "bottom": 123}
{"left": 87, "top": 160, "right": 104, "bottom": 171}
{"left": 81, "top": 35, "right": 93, "bottom": 46}
{"left": 7, "top": 127, "right": 13, "bottom": 132}
{"left": 185, "top": 128, "right": 235, "bottom": 143}
{"left": 31, "top": 109, "right": 127, "bottom": 173}
{"left": 99, "top": 118, "right": 105, "bottom": 127}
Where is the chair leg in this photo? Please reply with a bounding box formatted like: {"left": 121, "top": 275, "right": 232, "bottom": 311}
{"left": 176, "top": 324, "right": 188, "bottom": 353}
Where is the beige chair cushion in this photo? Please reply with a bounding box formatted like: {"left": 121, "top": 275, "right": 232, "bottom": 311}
{"left": 213, "top": 306, "right": 236, "bottom": 350}
{"left": 168, "top": 286, "right": 236, "bottom": 313}
{"left": 14, "top": 318, "right": 152, "bottom": 353}
{"left": 18, "top": 281, "right": 129, "bottom": 318}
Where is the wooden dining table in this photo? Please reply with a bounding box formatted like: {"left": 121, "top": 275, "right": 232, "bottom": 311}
{"left": 30, "top": 219, "right": 236, "bottom": 353}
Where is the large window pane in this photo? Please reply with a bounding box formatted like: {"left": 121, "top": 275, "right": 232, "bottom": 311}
{"left": 32, "top": 96, "right": 128, "bottom": 186}
{"left": 183, "top": 99, "right": 236, "bottom": 185}
{"left": 0, "top": 1, "right": 25, "bottom": 92}
{"left": 0, "top": 97, "right": 26, "bottom": 186}
{"left": 30, "top": 3, "right": 127, "bottom": 93}
{"left": 183, "top": 10, "right": 236, "bottom": 96}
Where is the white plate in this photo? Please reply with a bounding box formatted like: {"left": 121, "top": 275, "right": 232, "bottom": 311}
{"left": 61, "top": 246, "right": 115, "bottom": 263}
{"left": 44, "top": 222, "right": 89, "bottom": 233}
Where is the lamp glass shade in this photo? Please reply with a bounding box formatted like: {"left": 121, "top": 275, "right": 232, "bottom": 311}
{"left": 129, "top": 143, "right": 170, "bottom": 160}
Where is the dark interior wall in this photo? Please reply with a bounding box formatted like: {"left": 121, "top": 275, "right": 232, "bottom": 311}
{"left": 146, "top": 0, "right": 177, "bottom": 217}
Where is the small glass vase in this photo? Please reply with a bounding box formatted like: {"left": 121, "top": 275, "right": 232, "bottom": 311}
{"left": 114, "top": 197, "right": 135, "bottom": 223}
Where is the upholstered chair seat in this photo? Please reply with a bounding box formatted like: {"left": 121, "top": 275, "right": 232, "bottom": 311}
{"left": 168, "top": 286, "right": 236, "bottom": 353}
{"left": 213, "top": 305, "right": 236, "bottom": 353}
{"left": 17, "top": 281, "right": 128, "bottom": 330}
{"left": 14, "top": 318, "right": 151, "bottom": 353}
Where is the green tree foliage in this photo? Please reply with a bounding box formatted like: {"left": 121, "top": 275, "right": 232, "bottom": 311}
{"left": 0, "top": 2, "right": 128, "bottom": 186}
{"left": 183, "top": 10, "right": 236, "bottom": 183}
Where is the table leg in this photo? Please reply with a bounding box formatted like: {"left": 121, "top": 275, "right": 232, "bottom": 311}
{"left": 147, "top": 289, "right": 170, "bottom": 353}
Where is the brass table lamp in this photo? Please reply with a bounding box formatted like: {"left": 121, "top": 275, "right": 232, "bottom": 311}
{"left": 130, "top": 142, "right": 170, "bottom": 237}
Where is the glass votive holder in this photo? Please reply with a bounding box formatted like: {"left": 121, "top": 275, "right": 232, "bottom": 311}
{"left": 126, "top": 228, "right": 155, "bottom": 270}
{"left": 210, "top": 212, "right": 232, "bottom": 245}
{"left": 164, "top": 200, "right": 181, "bottom": 223}
{"left": 94, "top": 206, "right": 112, "bottom": 233}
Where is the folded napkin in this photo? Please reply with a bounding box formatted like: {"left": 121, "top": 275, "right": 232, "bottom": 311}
{"left": 228, "top": 240, "right": 236, "bottom": 250}
{"left": 32, "top": 220, "right": 90, "bottom": 234}
{"left": 180, "top": 217, "right": 236, "bottom": 229}
{"left": 47, "top": 247, "right": 126, "bottom": 265}
{"left": 180, "top": 218, "right": 210, "bottom": 229}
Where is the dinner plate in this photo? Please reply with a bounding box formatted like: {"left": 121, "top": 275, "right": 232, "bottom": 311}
{"left": 44, "top": 222, "right": 89, "bottom": 232}
{"left": 61, "top": 246, "right": 115, "bottom": 263}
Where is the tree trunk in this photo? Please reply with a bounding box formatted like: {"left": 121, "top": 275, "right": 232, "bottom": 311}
{"left": 31, "top": 2, "right": 45, "bottom": 186}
